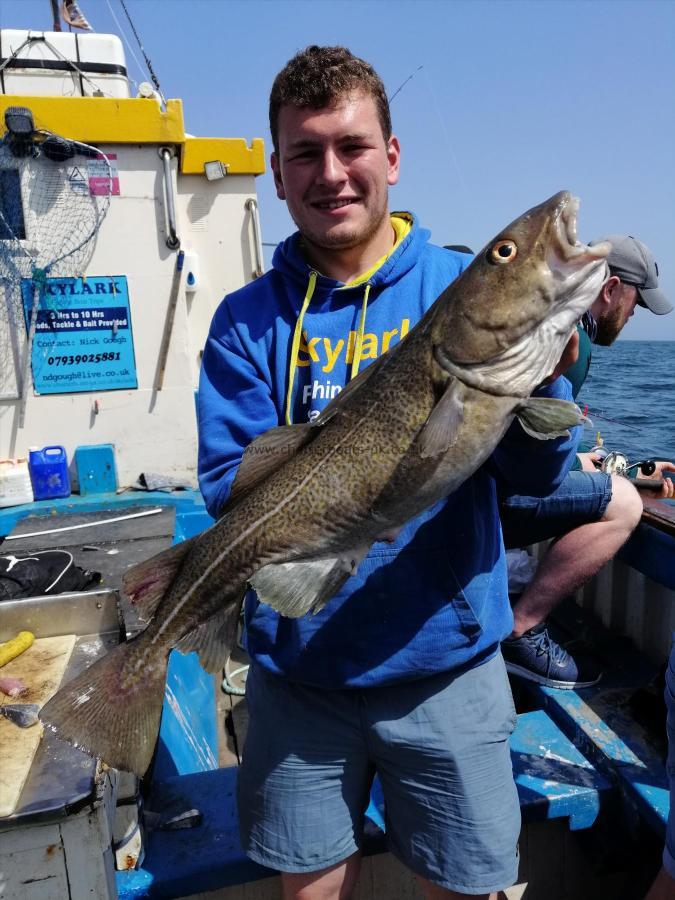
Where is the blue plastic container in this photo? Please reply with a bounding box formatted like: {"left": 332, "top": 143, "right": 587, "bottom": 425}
{"left": 28, "top": 445, "right": 71, "bottom": 501}
{"left": 74, "top": 444, "right": 118, "bottom": 495}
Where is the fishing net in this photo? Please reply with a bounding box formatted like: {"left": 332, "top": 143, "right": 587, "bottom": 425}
{"left": 0, "top": 119, "right": 112, "bottom": 423}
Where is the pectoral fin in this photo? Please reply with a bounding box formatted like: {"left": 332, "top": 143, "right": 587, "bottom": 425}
{"left": 516, "top": 397, "right": 587, "bottom": 440}
{"left": 251, "top": 549, "right": 369, "bottom": 618}
{"left": 417, "top": 377, "right": 465, "bottom": 459}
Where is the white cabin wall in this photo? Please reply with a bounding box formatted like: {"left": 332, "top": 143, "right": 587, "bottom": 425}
{"left": 0, "top": 143, "right": 261, "bottom": 487}
{"left": 176, "top": 171, "right": 260, "bottom": 384}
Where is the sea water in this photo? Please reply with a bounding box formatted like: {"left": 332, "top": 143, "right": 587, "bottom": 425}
{"left": 576, "top": 340, "right": 675, "bottom": 463}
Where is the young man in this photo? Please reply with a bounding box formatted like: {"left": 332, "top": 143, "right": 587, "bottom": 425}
{"left": 198, "top": 46, "right": 581, "bottom": 900}
{"left": 501, "top": 236, "right": 674, "bottom": 689}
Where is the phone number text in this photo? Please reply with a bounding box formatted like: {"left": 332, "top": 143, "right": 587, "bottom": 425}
{"left": 47, "top": 352, "right": 122, "bottom": 366}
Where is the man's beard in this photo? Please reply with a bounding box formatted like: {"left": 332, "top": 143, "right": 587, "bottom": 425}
{"left": 293, "top": 200, "right": 389, "bottom": 254}
{"left": 594, "top": 305, "right": 624, "bottom": 346}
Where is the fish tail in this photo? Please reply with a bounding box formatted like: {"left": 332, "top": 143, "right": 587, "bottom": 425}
{"left": 40, "top": 636, "right": 168, "bottom": 776}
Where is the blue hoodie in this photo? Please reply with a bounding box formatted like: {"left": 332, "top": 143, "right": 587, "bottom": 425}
{"left": 198, "top": 214, "right": 580, "bottom": 689}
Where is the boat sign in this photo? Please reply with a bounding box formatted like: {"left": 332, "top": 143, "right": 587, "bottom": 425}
{"left": 88, "top": 154, "right": 121, "bottom": 197}
{"left": 21, "top": 275, "right": 138, "bottom": 394}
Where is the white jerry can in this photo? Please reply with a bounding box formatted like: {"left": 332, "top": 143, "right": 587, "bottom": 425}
{"left": 0, "top": 458, "right": 34, "bottom": 507}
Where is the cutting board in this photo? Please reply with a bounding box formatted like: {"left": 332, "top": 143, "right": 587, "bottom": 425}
{"left": 0, "top": 634, "right": 76, "bottom": 817}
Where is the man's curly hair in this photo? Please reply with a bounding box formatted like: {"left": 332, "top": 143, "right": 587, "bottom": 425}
{"left": 269, "top": 46, "right": 391, "bottom": 154}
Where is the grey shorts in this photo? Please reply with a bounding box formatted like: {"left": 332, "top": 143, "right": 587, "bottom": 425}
{"left": 237, "top": 653, "right": 521, "bottom": 894}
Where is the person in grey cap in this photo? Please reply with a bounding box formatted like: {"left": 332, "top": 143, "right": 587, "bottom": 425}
{"left": 498, "top": 234, "right": 674, "bottom": 690}
{"left": 566, "top": 235, "right": 673, "bottom": 385}
{"left": 601, "top": 234, "right": 672, "bottom": 315}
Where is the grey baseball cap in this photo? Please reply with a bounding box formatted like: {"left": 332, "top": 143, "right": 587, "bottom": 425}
{"left": 590, "top": 234, "right": 672, "bottom": 315}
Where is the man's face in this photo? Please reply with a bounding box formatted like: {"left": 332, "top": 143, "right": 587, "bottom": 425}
{"left": 271, "top": 92, "right": 400, "bottom": 253}
{"left": 595, "top": 282, "right": 639, "bottom": 345}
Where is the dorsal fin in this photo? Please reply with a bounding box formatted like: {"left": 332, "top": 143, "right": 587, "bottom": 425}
{"left": 122, "top": 536, "right": 198, "bottom": 623}
{"left": 223, "top": 423, "right": 317, "bottom": 513}
{"left": 174, "top": 590, "right": 245, "bottom": 673}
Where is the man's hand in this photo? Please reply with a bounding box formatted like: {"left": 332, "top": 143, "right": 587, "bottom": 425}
{"left": 542, "top": 330, "right": 579, "bottom": 385}
{"left": 638, "top": 461, "right": 675, "bottom": 498}
{"left": 578, "top": 451, "right": 601, "bottom": 472}
{"left": 579, "top": 454, "right": 674, "bottom": 497}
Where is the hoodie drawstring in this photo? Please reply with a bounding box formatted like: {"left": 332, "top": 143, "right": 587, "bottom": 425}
{"left": 350, "top": 282, "right": 371, "bottom": 381}
{"left": 285, "top": 274, "right": 372, "bottom": 425}
{"left": 285, "top": 270, "right": 318, "bottom": 425}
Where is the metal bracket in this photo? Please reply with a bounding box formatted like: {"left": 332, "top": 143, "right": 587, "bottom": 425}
{"left": 245, "top": 197, "right": 264, "bottom": 279}
{"left": 159, "top": 147, "right": 180, "bottom": 250}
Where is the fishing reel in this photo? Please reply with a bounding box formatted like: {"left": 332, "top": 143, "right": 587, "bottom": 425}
{"left": 591, "top": 446, "right": 656, "bottom": 478}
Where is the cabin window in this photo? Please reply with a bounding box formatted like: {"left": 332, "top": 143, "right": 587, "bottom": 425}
{"left": 0, "top": 169, "right": 26, "bottom": 240}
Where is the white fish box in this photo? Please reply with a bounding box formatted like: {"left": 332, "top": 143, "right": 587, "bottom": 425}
{"left": 0, "top": 30, "right": 130, "bottom": 99}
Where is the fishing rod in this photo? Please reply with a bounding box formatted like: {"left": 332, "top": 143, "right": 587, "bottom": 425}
{"left": 582, "top": 406, "right": 644, "bottom": 433}
{"left": 388, "top": 66, "right": 423, "bottom": 104}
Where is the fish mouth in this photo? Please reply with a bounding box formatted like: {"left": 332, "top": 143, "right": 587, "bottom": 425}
{"left": 544, "top": 193, "right": 612, "bottom": 329}
{"left": 551, "top": 193, "right": 610, "bottom": 269}
{"left": 443, "top": 192, "right": 612, "bottom": 394}
{"left": 490, "top": 193, "right": 611, "bottom": 393}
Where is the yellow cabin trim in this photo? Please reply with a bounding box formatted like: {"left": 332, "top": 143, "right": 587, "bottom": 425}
{"left": 0, "top": 96, "right": 185, "bottom": 143}
{"left": 0, "top": 96, "right": 265, "bottom": 175}
{"left": 182, "top": 137, "right": 265, "bottom": 176}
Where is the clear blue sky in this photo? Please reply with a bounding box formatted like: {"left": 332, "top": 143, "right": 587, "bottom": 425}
{"left": 4, "top": 0, "right": 675, "bottom": 339}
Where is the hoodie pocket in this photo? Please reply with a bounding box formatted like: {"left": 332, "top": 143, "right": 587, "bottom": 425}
{"left": 359, "top": 544, "right": 484, "bottom": 641}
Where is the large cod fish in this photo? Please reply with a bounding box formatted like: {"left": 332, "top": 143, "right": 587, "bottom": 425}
{"left": 41, "top": 191, "right": 610, "bottom": 774}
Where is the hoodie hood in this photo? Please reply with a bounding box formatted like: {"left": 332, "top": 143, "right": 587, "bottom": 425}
{"left": 271, "top": 212, "right": 431, "bottom": 293}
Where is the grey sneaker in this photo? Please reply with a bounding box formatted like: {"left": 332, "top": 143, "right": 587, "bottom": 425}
{"left": 502, "top": 623, "right": 602, "bottom": 689}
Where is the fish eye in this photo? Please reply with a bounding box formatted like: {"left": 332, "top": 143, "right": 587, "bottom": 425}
{"left": 488, "top": 240, "right": 518, "bottom": 265}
